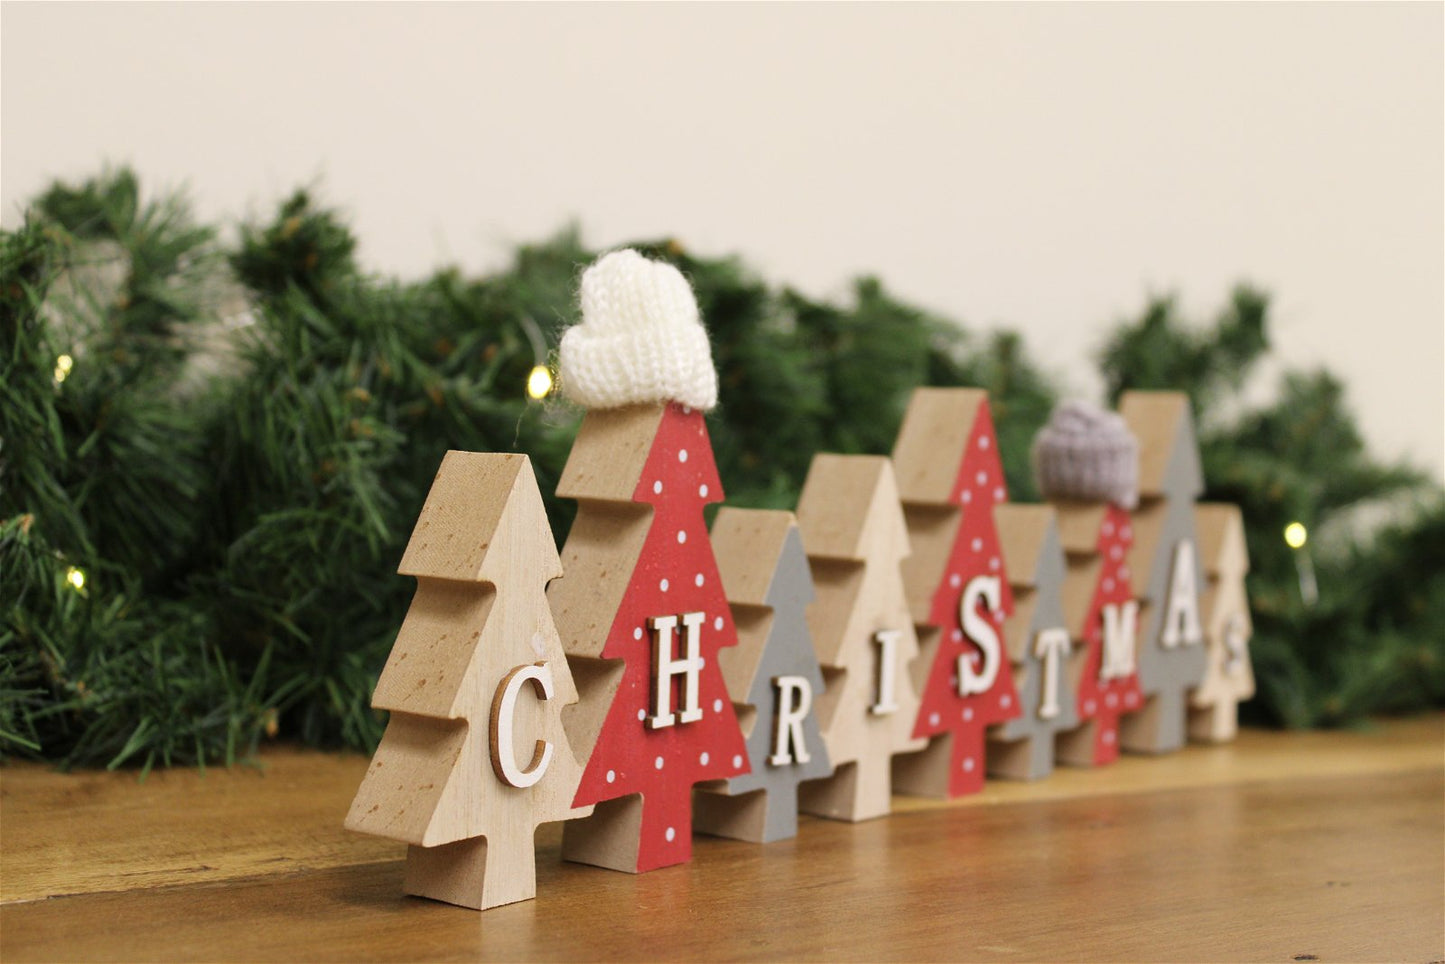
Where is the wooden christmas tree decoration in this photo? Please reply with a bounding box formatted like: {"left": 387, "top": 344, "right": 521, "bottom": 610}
{"left": 1188, "top": 503, "right": 1255, "bottom": 743}
{"left": 548, "top": 250, "right": 750, "bottom": 873}
{"left": 345, "top": 452, "right": 591, "bottom": 910}
{"left": 1031, "top": 400, "right": 1147, "bottom": 767}
{"left": 794, "top": 454, "right": 927, "bottom": 822}
{"left": 889, "top": 388, "right": 1022, "bottom": 798}
{"left": 1116, "top": 392, "right": 1208, "bottom": 755}
{"left": 693, "top": 508, "right": 833, "bottom": 843}
{"left": 1050, "top": 501, "right": 1146, "bottom": 766}
{"left": 986, "top": 503, "right": 1077, "bottom": 781}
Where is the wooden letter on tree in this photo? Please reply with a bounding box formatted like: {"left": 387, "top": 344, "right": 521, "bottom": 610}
{"left": 345, "top": 452, "right": 590, "bottom": 910}
{"left": 550, "top": 403, "right": 750, "bottom": 873}
{"left": 794, "top": 454, "right": 927, "bottom": 822}
{"left": 987, "top": 503, "right": 1077, "bottom": 781}
{"left": 1052, "top": 502, "right": 1147, "bottom": 766}
{"left": 694, "top": 508, "right": 833, "bottom": 843}
{"left": 1188, "top": 503, "right": 1254, "bottom": 742}
{"left": 1117, "top": 392, "right": 1208, "bottom": 754}
{"left": 889, "top": 389, "right": 1023, "bottom": 798}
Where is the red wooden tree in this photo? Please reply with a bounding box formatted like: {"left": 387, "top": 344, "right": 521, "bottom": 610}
{"left": 1055, "top": 504, "right": 1145, "bottom": 766}
{"left": 892, "top": 390, "right": 1022, "bottom": 798}
{"left": 552, "top": 402, "right": 751, "bottom": 873}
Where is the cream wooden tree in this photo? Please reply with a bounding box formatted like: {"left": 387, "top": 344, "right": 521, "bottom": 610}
{"left": 345, "top": 452, "right": 590, "bottom": 910}
{"left": 795, "top": 454, "right": 927, "bottom": 822}
{"left": 1188, "top": 503, "right": 1254, "bottom": 742}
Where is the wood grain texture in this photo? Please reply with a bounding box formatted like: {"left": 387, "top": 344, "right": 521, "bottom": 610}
{"left": 2, "top": 717, "right": 1440, "bottom": 962}
{"left": 345, "top": 451, "right": 590, "bottom": 909}
{"left": 794, "top": 454, "right": 926, "bottom": 821}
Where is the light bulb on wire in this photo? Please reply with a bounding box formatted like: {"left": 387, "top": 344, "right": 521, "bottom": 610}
{"left": 1283, "top": 522, "right": 1317, "bottom": 606}
{"left": 518, "top": 314, "right": 552, "bottom": 401}
{"left": 526, "top": 365, "right": 553, "bottom": 400}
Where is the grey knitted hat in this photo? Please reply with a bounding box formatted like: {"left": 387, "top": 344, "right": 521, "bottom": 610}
{"left": 1032, "top": 400, "right": 1139, "bottom": 509}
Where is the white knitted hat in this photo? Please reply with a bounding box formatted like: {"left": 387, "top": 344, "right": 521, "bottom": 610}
{"left": 1032, "top": 400, "right": 1139, "bottom": 509}
{"left": 559, "top": 249, "right": 718, "bottom": 412}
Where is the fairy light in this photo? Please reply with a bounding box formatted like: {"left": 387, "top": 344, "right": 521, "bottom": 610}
{"left": 518, "top": 313, "right": 553, "bottom": 401}
{"left": 54, "top": 354, "right": 74, "bottom": 384}
{"left": 65, "top": 566, "right": 86, "bottom": 591}
{"left": 526, "top": 365, "right": 553, "bottom": 401}
{"left": 1284, "top": 522, "right": 1317, "bottom": 606}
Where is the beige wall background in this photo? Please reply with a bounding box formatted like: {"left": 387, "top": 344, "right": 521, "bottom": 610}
{"left": 3, "top": 2, "right": 1441, "bottom": 482}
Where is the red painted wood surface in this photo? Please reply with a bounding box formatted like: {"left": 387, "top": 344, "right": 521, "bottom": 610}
{"left": 1075, "top": 504, "right": 1146, "bottom": 765}
{"left": 569, "top": 403, "right": 750, "bottom": 871}
{"left": 910, "top": 401, "right": 1023, "bottom": 795}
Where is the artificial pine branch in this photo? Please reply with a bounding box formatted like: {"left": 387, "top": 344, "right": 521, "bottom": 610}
{"left": 2, "top": 168, "right": 1441, "bottom": 772}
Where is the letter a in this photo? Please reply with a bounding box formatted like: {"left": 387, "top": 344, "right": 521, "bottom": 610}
{"left": 1160, "top": 540, "right": 1204, "bottom": 648}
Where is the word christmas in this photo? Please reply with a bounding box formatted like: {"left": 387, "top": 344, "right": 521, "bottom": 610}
{"left": 346, "top": 250, "right": 1252, "bottom": 911}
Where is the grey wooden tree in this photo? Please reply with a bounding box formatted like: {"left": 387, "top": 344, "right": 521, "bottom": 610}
{"left": 694, "top": 508, "right": 833, "bottom": 842}
{"left": 1117, "top": 392, "right": 1208, "bottom": 754}
{"left": 987, "top": 504, "right": 1077, "bottom": 780}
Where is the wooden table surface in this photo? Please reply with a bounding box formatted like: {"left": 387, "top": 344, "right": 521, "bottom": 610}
{"left": 2, "top": 716, "right": 1441, "bottom": 962}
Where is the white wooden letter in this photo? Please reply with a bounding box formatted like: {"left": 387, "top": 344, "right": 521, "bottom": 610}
{"left": 768, "top": 675, "right": 813, "bottom": 766}
{"left": 958, "top": 575, "right": 1003, "bottom": 696}
{"left": 490, "top": 662, "right": 556, "bottom": 789}
{"left": 1100, "top": 600, "right": 1139, "bottom": 681}
{"left": 870, "top": 629, "right": 902, "bottom": 715}
{"left": 1033, "top": 627, "right": 1072, "bottom": 721}
{"left": 1160, "top": 540, "right": 1204, "bottom": 648}
{"left": 1224, "top": 612, "right": 1248, "bottom": 674}
{"left": 649, "top": 611, "right": 705, "bottom": 729}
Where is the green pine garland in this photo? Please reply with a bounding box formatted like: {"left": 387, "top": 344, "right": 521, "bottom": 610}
{"left": 2, "top": 169, "right": 1440, "bottom": 771}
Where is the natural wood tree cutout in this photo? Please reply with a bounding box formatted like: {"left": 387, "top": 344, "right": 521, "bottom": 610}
{"left": 694, "top": 508, "right": 833, "bottom": 843}
{"left": 794, "top": 454, "right": 927, "bottom": 822}
{"left": 550, "top": 402, "right": 750, "bottom": 873}
{"left": 345, "top": 452, "right": 590, "bottom": 910}
{"left": 1117, "top": 392, "right": 1208, "bottom": 755}
{"left": 1189, "top": 503, "right": 1254, "bottom": 742}
{"left": 890, "top": 388, "right": 1022, "bottom": 798}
